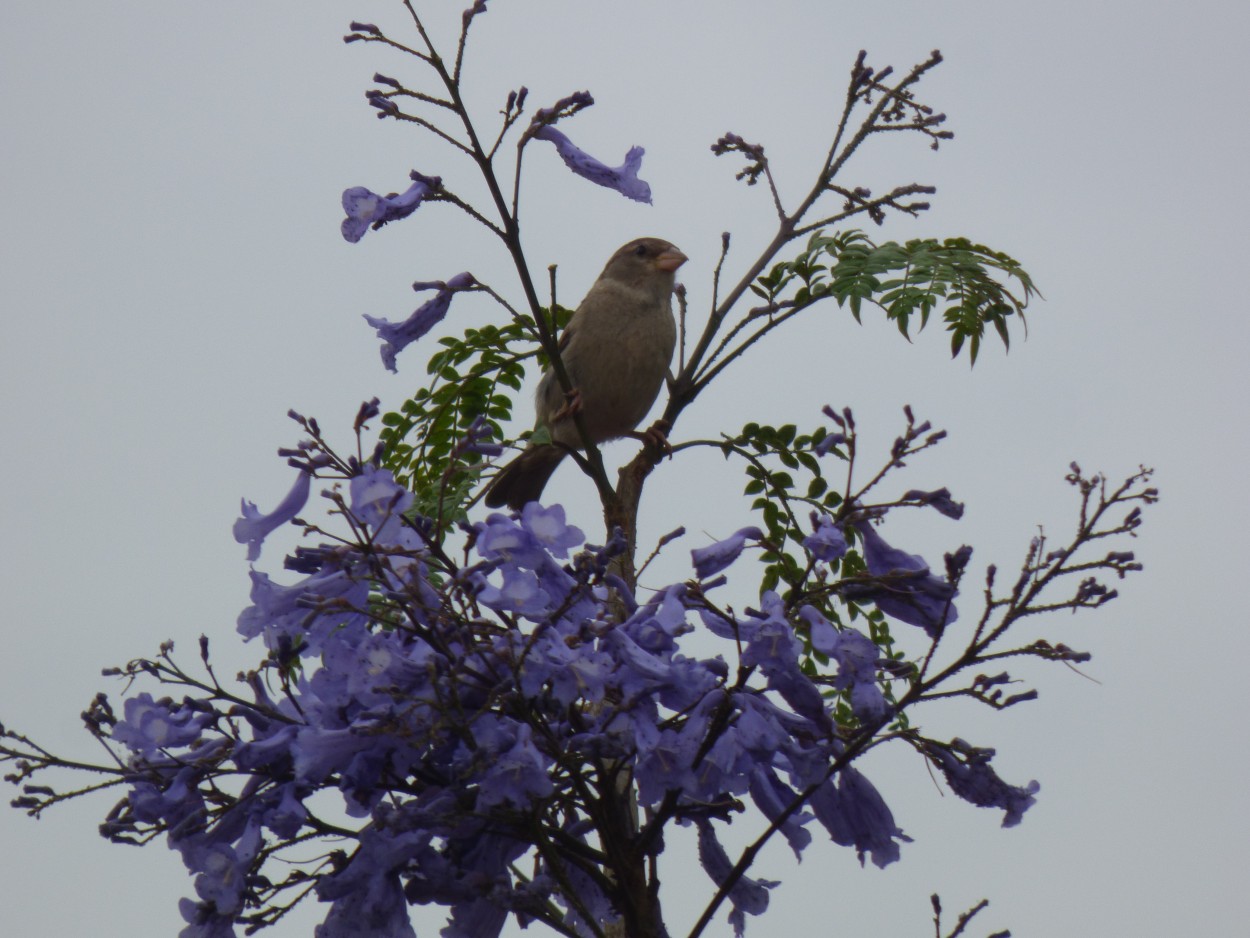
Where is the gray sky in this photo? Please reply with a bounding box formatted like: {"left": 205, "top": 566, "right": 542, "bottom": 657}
{"left": 2, "top": 1, "right": 1246, "bottom": 935}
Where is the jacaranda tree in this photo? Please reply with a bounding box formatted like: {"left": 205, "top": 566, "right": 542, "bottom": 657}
{"left": 1, "top": 4, "right": 1155, "bottom": 938}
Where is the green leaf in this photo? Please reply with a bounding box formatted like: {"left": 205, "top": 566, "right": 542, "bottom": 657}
{"left": 763, "top": 229, "right": 1039, "bottom": 363}
{"left": 377, "top": 315, "right": 540, "bottom": 522}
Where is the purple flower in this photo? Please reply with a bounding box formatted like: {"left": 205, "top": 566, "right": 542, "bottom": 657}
{"left": 748, "top": 767, "right": 813, "bottom": 859}
{"left": 461, "top": 0, "right": 489, "bottom": 27}
{"left": 293, "top": 726, "right": 378, "bottom": 788}
{"left": 743, "top": 618, "right": 829, "bottom": 729}
{"left": 349, "top": 466, "right": 422, "bottom": 553}
{"left": 113, "top": 396, "right": 1070, "bottom": 938}
{"left": 452, "top": 415, "right": 504, "bottom": 459}
{"left": 696, "top": 819, "right": 778, "bottom": 937}
{"left": 846, "top": 522, "right": 958, "bottom": 637}
{"left": 256, "top": 782, "right": 308, "bottom": 839}
{"left": 548, "top": 862, "right": 614, "bottom": 936}
{"left": 112, "top": 693, "right": 215, "bottom": 758}
{"left": 814, "top": 431, "right": 847, "bottom": 456}
{"left": 233, "top": 470, "right": 311, "bottom": 561}
{"left": 127, "top": 766, "right": 205, "bottom": 829}
{"left": 856, "top": 522, "right": 927, "bottom": 578}
{"left": 182, "top": 819, "right": 263, "bottom": 914}
{"left": 364, "top": 272, "right": 475, "bottom": 372}
{"left": 235, "top": 565, "right": 368, "bottom": 654}
{"left": 316, "top": 876, "right": 415, "bottom": 938}
{"left": 799, "top": 607, "right": 887, "bottom": 722}
{"left": 350, "top": 466, "right": 413, "bottom": 529}
{"left": 473, "top": 511, "right": 534, "bottom": 556}
{"left": 443, "top": 901, "right": 507, "bottom": 938}
{"left": 178, "top": 898, "right": 238, "bottom": 938}
{"left": 691, "top": 526, "right": 763, "bottom": 578}
{"left": 315, "top": 826, "right": 424, "bottom": 938}
{"left": 624, "top": 583, "right": 694, "bottom": 653}
{"left": 903, "top": 487, "right": 965, "bottom": 520}
{"left": 365, "top": 90, "right": 399, "bottom": 117}
{"left": 437, "top": 834, "right": 527, "bottom": 937}
{"left": 809, "top": 766, "right": 910, "bottom": 868}
{"left": 634, "top": 699, "right": 714, "bottom": 804}
{"left": 476, "top": 568, "right": 553, "bottom": 617}
{"left": 341, "top": 173, "right": 441, "bottom": 243}
{"left": 732, "top": 696, "right": 791, "bottom": 756}
{"left": 802, "top": 512, "right": 848, "bottom": 563}
{"left": 532, "top": 126, "right": 652, "bottom": 204}
{"left": 602, "top": 627, "right": 677, "bottom": 689}
{"left": 474, "top": 724, "right": 554, "bottom": 810}
{"left": 925, "top": 740, "right": 1040, "bottom": 827}
{"left": 519, "top": 503, "right": 584, "bottom": 557}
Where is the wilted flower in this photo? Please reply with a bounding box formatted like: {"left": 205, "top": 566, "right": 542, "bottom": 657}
{"left": 363, "top": 272, "right": 475, "bottom": 372}
{"left": 341, "top": 172, "right": 441, "bottom": 243}
{"left": 903, "top": 487, "right": 965, "bottom": 520}
{"left": 925, "top": 740, "right": 1040, "bottom": 827}
{"left": 532, "top": 126, "right": 652, "bottom": 203}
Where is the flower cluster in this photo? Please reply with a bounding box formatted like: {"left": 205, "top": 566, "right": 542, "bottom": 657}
{"left": 91, "top": 434, "right": 1031, "bottom": 938}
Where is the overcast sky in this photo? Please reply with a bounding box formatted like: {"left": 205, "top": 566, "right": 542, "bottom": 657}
{"left": 3, "top": 2, "right": 1246, "bottom": 936}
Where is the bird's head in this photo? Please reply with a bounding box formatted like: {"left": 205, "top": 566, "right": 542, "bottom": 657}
{"left": 600, "top": 237, "right": 687, "bottom": 297}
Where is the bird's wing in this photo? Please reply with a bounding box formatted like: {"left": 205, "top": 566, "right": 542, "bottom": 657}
{"left": 552, "top": 302, "right": 590, "bottom": 382}
{"left": 535, "top": 316, "right": 578, "bottom": 426}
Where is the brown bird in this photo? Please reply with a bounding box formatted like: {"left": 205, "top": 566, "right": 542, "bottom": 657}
{"left": 483, "top": 237, "right": 687, "bottom": 510}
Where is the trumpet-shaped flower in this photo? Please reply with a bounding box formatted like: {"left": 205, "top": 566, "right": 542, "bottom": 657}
{"left": 532, "top": 126, "right": 652, "bottom": 204}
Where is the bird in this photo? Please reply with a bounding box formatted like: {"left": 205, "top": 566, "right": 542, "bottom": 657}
{"left": 482, "top": 237, "right": 687, "bottom": 510}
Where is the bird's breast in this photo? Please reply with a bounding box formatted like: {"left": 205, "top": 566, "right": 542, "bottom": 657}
{"left": 549, "top": 289, "right": 675, "bottom": 445}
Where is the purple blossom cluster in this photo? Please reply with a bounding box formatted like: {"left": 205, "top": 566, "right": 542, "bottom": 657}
{"left": 98, "top": 450, "right": 1035, "bottom": 938}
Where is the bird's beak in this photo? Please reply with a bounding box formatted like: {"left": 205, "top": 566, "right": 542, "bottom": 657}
{"left": 654, "top": 247, "right": 688, "bottom": 272}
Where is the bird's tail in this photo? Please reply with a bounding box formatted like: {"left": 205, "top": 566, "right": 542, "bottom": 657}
{"left": 482, "top": 445, "right": 566, "bottom": 510}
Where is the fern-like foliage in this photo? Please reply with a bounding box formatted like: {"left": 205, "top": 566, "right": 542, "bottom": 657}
{"left": 751, "top": 230, "right": 1039, "bottom": 361}
{"left": 726, "top": 420, "right": 843, "bottom": 592}
{"left": 379, "top": 320, "right": 528, "bottom": 521}
{"left": 378, "top": 307, "right": 575, "bottom": 523}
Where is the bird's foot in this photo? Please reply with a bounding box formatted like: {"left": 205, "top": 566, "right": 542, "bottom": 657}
{"left": 629, "top": 419, "right": 672, "bottom": 457}
{"left": 553, "top": 387, "right": 584, "bottom": 422}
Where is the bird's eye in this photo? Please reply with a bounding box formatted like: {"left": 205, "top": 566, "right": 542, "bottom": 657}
{"left": 632, "top": 244, "right": 648, "bottom": 257}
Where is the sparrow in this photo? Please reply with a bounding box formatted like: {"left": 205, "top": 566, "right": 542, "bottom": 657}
{"left": 483, "top": 237, "right": 687, "bottom": 510}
